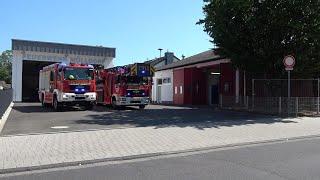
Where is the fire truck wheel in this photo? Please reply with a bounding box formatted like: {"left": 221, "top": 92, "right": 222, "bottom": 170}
{"left": 139, "top": 105, "right": 145, "bottom": 109}
{"left": 53, "top": 96, "right": 62, "bottom": 111}
{"left": 112, "top": 98, "right": 118, "bottom": 109}
{"left": 41, "top": 94, "right": 47, "bottom": 107}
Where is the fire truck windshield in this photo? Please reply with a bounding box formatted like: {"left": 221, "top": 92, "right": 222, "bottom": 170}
{"left": 118, "top": 76, "right": 148, "bottom": 85}
{"left": 64, "top": 68, "right": 94, "bottom": 80}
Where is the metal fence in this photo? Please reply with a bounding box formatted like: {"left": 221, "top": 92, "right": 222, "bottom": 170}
{"left": 220, "top": 95, "right": 320, "bottom": 116}
{"left": 0, "top": 89, "right": 12, "bottom": 118}
{"left": 252, "top": 79, "right": 319, "bottom": 97}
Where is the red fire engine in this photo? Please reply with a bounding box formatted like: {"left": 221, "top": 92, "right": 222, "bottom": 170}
{"left": 38, "top": 62, "right": 97, "bottom": 111}
{"left": 96, "top": 63, "right": 154, "bottom": 109}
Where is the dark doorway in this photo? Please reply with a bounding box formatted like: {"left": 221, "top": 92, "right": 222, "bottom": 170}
{"left": 211, "top": 85, "right": 219, "bottom": 105}
{"left": 22, "top": 60, "right": 55, "bottom": 102}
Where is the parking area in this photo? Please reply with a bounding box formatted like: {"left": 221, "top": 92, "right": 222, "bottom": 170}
{"left": 1, "top": 103, "right": 276, "bottom": 136}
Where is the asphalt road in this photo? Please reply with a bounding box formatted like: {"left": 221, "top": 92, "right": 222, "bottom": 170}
{"left": 2, "top": 137, "right": 320, "bottom": 180}
{"left": 1, "top": 103, "right": 274, "bottom": 136}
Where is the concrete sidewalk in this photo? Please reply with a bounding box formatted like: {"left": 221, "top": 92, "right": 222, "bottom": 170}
{"left": 1, "top": 116, "right": 320, "bottom": 173}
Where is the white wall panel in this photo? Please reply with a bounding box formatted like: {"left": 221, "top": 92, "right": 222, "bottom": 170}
{"left": 152, "top": 69, "right": 173, "bottom": 103}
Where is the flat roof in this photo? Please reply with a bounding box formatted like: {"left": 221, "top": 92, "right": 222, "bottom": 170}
{"left": 12, "top": 39, "right": 116, "bottom": 58}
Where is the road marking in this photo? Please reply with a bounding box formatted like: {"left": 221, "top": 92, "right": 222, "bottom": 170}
{"left": 51, "top": 126, "right": 69, "bottom": 129}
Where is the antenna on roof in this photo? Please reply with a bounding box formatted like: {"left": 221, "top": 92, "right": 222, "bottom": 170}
{"left": 182, "top": 54, "right": 185, "bottom": 60}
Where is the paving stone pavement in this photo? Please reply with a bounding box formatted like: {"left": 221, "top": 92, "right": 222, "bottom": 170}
{"left": 1, "top": 116, "right": 320, "bottom": 172}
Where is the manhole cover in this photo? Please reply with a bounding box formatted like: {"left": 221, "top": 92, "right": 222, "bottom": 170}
{"left": 51, "top": 126, "right": 69, "bottom": 129}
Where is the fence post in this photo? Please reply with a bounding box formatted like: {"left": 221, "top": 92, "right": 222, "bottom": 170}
{"left": 252, "top": 79, "right": 255, "bottom": 110}
{"left": 279, "top": 97, "right": 282, "bottom": 115}
{"left": 246, "top": 96, "right": 249, "bottom": 109}
{"left": 317, "top": 78, "right": 320, "bottom": 115}
{"left": 295, "top": 97, "right": 298, "bottom": 117}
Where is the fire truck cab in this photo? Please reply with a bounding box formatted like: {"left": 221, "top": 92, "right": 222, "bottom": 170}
{"left": 39, "top": 63, "right": 96, "bottom": 111}
{"left": 96, "top": 63, "right": 154, "bottom": 109}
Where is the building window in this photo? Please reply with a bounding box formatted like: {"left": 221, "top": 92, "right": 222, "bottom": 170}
{"left": 180, "top": 85, "right": 183, "bottom": 94}
{"left": 175, "top": 86, "right": 177, "bottom": 94}
{"left": 157, "top": 79, "right": 162, "bottom": 85}
{"left": 163, "top": 77, "right": 171, "bottom": 84}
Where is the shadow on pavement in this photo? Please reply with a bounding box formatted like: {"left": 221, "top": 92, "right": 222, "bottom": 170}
{"left": 12, "top": 104, "right": 86, "bottom": 113}
{"left": 76, "top": 105, "right": 297, "bottom": 130}
{"left": 9, "top": 103, "right": 297, "bottom": 131}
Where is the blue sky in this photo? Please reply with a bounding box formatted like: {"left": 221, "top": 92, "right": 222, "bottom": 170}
{"left": 0, "top": 0, "right": 212, "bottom": 66}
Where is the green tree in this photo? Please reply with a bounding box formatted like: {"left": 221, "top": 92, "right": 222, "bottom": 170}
{"left": 198, "top": 0, "right": 320, "bottom": 78}
{"left": 0, "top": 50, "right": 12, "bottom": 83}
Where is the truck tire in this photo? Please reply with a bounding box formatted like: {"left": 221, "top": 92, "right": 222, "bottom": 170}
{"left": 112, "top": 98, "right": 118, "bottom": 109}
{"left": 53, "top": 96, "right": 62, "bottom": 111}
{"left": 139, "top": 105, "right": 145, "bottom": 109}
{"left": 41, "top": 94, "right": 47, "bottom": 107}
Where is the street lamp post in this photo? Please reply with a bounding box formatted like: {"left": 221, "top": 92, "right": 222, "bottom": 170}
{"left": 158, "top": 48, "right": 163, "bottom": 58}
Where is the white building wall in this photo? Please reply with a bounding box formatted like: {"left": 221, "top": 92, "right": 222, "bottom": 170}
{"left": 12, "top": 51, "right": 23, "bottom": 102}
{"left": 152, "top": 69, "right": 173, "bottom": 103}
{"left": 12, "top": 50, "right": 114, "bottom": 101}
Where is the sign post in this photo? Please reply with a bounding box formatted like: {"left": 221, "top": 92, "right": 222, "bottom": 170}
{"left": 283, "top": 55, "right": 295, "bottom": 116}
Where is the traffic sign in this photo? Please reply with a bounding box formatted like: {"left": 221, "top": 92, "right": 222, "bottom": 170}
{"left": 283, "top": 55, "right": 295, "bottom": 116}
{"left": 283, "top": 55, "right": 295, "bottom": 71}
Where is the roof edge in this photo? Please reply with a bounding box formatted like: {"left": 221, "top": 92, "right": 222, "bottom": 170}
{"left": 11, "top": 39, "right": 116, "bottom": 50}
{"left": 156, "top": 56, "right": 227, "bottom": 71}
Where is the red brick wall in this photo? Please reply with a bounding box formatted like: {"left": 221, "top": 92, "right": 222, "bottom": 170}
{"left": 173, "top": 69, "right": 184, "bottom": 104}
{"left": 220, "top": 63, "right": 236, "bottom": 96}
{"left": 173, "top": 68, "right": 207, "bottom": 105}
{"left": 173, "top": 63, "right": 238, "bottom": 104}
{"left": 183, "top": 68, "right": 192, "bottom": 104}
{"left": 190, "top": 68, "right": 207, "bottom": 105}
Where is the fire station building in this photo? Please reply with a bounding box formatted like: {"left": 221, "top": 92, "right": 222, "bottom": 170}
{"left": 12, "top": 39, "right": 116, "bottom": 102}
{"left": 152, "top": 50, "right": 243, "bottom": 106}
